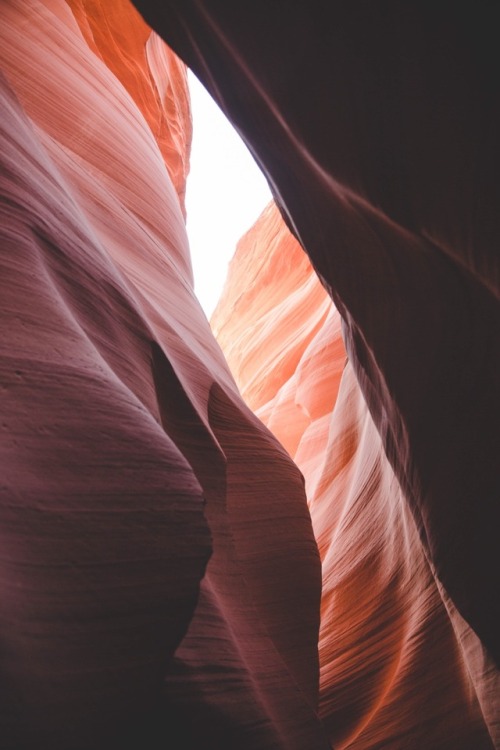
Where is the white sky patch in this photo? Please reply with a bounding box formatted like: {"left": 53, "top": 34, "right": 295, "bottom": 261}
{"left": 185, "top": 70, "right": 272, "bottom": 319}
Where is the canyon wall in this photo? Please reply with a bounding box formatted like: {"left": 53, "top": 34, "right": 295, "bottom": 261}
{"left": 1, "top": 1, "right": 499, "bottom": 748}
{"left": 134, "top": 2, "right": 500, "bottom": 746}
{"left": 213, "top": 202, "right": 496, "bottom": 748}
{"left": 0, "top": 3, "right": 328, "bottom": 748}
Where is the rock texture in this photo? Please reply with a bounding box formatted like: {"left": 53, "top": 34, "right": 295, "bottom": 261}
{"left": 0, "top": 2, "right": 326, "bottom": 748}
{"left": 213, "top": 202, "right": 496, "bottom": 749}
{"left": 212, "top": 202, "right": 338, "bottom": 420}
{"left": 2, "top": 1, "right": 500, "bottom": 748}
{"left": 132, "top": 5, "right": 500, "bottom": 748}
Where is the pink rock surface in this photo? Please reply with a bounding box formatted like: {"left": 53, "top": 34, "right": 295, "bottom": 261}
{"left": 212, "top": 203, "right": 496, "bottom": 749}
{"left": 67, "top": 0, "right": 192, "bottom": 216}
{"left": 2, "top": 0, "right": 500, "bottom": 747}
{"left": 0, "top": 2, "right": 326, "bottom": 747}
{"left": 133, "top": 3, "right": 500, "bottom": 746}
{"left": 212, "top": 201, "right": 337, "bottom": 417}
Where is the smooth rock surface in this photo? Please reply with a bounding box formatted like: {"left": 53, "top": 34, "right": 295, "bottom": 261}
{"left": 2, "top": 0, "right": 499, "bottom": 747}
{"left": 0, "top": 2, "right": 325, "bottom": 747}
{"left": 213, "top": 202, "right": 496, "bottom": 749}
{"left": 132, "top": 3, "right": 500, "bottom": 746}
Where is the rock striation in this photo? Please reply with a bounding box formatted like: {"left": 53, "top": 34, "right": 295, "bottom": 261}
{"left": 2, "top": 0, "right": 499, "bottom": 748}
{"left": 0, "top": 2, "right": 326, "bottom": 748}
{"left": 212, "top": 202, "right": 495, "bottom": 749}
{"left": 133, "top": 3, "right": 500, "bottom": 747}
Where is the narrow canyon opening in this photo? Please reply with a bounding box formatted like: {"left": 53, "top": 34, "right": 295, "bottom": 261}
{"left": 186, "top": 70, "right": 271, "bottom": 318}
{"left": 1, "top": 2, "right": 498, "bottom": 749}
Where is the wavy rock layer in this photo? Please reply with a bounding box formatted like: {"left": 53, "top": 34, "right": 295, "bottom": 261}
{"left": 133, "top": 2, "right": 500, "bottom": 746}
{"left": 213, "top": 205, "right": 495, "bottom": 749}
{"left": 3, "top": 1, "right": 500, "bottom": 748}
{"left": 0, "top": 2, "right": 326, "bottom": 748}
{"left": 212, "top": 202, "right": 338, "bottom": 418}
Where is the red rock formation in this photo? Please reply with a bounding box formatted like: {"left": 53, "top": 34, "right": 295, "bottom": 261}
{"left": 212, "top": 204, "right": 495, "bottom": 748}
{"left": 2, "top": 0, "right": 500, "bottom": 748}
{"left": 68, "top": 0, "right": 192, "bottom": 215}
{"left": 0, "top": 2, "right": 326, "bottom": 748}
{"left": 132, "top": 3, "right": 500, "bottom": 746}
{"left": 212, "top": 201, "right": 338, "bottom": 417}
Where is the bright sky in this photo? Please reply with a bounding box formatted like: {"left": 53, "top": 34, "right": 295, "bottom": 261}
{"left": 185, "top": 71, "right": 272, "bottom": 318}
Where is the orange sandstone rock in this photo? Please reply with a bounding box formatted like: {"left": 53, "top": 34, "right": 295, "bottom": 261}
{"left": 135, "top": 3, "right": 500, "bottom": 746}
{"left": 68, "top": 0, "right": 192, "bottom": 215}
{"left": 212, "top": 201, "right": 336, "bottom": 417}
{"left": 212, "top": 204, "right": 495, "bottom": 749}
{"left": 0, "top": 2, "right": 326, "bottom": 748}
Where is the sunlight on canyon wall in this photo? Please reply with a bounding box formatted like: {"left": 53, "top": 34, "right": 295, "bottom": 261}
{"left": 1, "top": 1, "right": 499, "bottom": 749}
{"left": 212, "top": 202, "right": 495, "bottom": 749}
{"left": 0, "top": 3, "right": 325, "bottom": 748}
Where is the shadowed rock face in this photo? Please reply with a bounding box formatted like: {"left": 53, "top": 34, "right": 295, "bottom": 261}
{"left": 1, "top": 1, "right": 499, "bottom": 748}
{"left": 131, "top": 1, "right": 500, "bottom": 745}
{"left": 0, "top": 2, "right": 324, "bottom": 748}
{"left": 211, "top": 203, "right": 496, "bottom": 749}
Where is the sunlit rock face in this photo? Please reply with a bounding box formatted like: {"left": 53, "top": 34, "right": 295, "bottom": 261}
{"left": 212, "top": 201, "right": 339, "bottom": 422}
{"left": 3, "top": 0, "right": 500, "bottom": 748}
{"left": 0, "top": 3, "right": 326, "bottom": 748}
{"left": 133, "top": 3, "right": 500, "bottom": 747}
{"left": 212, "top": 203, "right": 495, "bottom": 749}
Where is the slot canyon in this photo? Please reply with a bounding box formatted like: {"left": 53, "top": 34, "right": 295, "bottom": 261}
{"left": 0, "top": 1, "right": 498, "bottom": 748}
